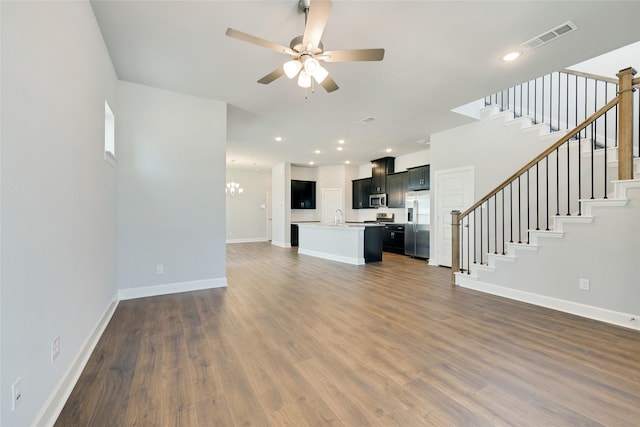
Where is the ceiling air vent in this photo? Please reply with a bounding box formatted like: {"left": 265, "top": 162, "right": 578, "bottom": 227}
{"left": 521, "top": 21, "right": 578, "bottom": 50}
{"left": 358, "top": 117, "right": 376, "bottom": 124}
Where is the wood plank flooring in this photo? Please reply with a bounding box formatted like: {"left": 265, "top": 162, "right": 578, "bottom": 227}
{"left": 56, "top": 242, "right": 640, "bottom": 426}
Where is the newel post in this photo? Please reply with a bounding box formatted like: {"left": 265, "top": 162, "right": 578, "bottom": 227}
{"left": 617, "top": 67, "right": 636, "bottom": 180}
{"left": 451, "top": 210, "right": 461, "bottom": 285}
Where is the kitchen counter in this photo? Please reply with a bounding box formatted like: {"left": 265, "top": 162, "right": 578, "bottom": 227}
{"left": 297, "top": 223, "right": 383, "bottom": 265}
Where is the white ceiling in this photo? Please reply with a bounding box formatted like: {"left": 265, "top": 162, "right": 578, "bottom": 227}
{"left": 90, "top": 0, "right": 640, "bottom": 170}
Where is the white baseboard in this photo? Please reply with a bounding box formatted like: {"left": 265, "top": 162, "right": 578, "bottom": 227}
{"left": 298, "top": 248, "right": 365, "bottom": 265}
{"left": 33, "top": 294, "right": 120, "bottom": 427}
{"left": 457, "top": 276, "right": 640, "bottom": 330}
{"left": 118, "top": 277, "right": 227, "bottom": 300}
{"left": 226, "top": 237, "right": 269, "bottom": 244}
{"left": 271, "top": 240, "right": 292, "bottom": 248}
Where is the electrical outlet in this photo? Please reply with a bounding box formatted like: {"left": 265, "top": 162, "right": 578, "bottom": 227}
{"left": 51, "top": 336, "right": 60, "bottom": 362}
{"left": 12, "top": 377, "right": 22, "bottom": 411}
{"left": 579, "top": 278, "right": 590, "bottom": 291}
{"left": 156, "top": 264, "right": 164, "bottom": 274}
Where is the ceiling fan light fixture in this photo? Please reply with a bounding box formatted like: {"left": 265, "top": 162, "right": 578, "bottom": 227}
{"left": 312, "top": 65, "right": 329, "bottom": 84}
{"left": 297, "top": 70, "right": 312, "bottom": 88}
{"left": 283, "top": 60, "right": 302, "bottom": 79}
{"left": 303, "top": 57, "right": 320, "bottom": 75}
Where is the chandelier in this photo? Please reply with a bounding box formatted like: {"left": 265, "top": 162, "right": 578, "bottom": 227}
{"left": 225, "top": 182, "right": 244, "bottom": 196}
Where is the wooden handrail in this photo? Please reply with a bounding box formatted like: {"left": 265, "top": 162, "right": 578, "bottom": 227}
{"left": 458, "top": 96, "right": 620, "bottom": 220}
{"left": 561, "top": 68, "right": 618, "bottom": 85}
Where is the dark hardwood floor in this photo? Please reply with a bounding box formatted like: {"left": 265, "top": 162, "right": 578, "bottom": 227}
{"left": 56, "top": 242, "right": 640, "bottom": 426}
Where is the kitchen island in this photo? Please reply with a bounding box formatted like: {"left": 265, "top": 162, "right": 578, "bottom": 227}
{"left": 297, "top": 223, "right": 383, "bottom": 265}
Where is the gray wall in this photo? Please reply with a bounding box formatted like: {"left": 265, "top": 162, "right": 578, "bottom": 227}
{"left": 117, "top": 81, "right": 227, "bottom": 293}
{"left": 1, "top": 2, "right": 118, "bottom": 425}
{"left": 226, "top": 168, "right": 272, "bottom": 242}
{"left": 271, "top": 162, "right": 291, "bottom": 247}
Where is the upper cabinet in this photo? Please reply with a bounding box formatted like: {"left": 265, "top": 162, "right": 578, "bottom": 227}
{"left": 352, "top": 178, "right": 373, "bottom": 209}
{"left": 291, "top": 180, "right": 316, "bottom": 209}
{"left": 407, "top": 165, "right": 430, "bottom": 191}
{"left": 370, "top": 157, "right": 395, "bottom": 194}
{"left": 386, "top": 172, "right": 408, "bottom": 208}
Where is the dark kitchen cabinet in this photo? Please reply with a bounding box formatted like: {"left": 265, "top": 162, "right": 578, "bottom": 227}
{"left": 407, "top": 165, "right": 430, "bottom": 191}
{"left": 352, "top": 178, "right": 373, "bottom": 209}
{"left": 364, "top": 226, "right": 383, "bottom": 263}
{"left": 291, "top": 180, "right": 316, "bottom": 209}
{"left": 382, "top": 224, "right": 405, "bottom": 254}
{"left": 291, "top": 224, "right": 299, "bottom": 247}
{"left": 387, "top": 172, "right": 408, "bottom": 208}
{"left": 370, "top": 157, "right": 395, "bottom": 194}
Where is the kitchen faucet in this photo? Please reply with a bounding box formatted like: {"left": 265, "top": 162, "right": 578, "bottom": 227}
{"left": 334, "top": 209, "right": 344, "bottom": 225}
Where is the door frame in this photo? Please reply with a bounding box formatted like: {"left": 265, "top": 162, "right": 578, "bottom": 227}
{"left": 432, "top": 166, "right": 474, "bottom": 267}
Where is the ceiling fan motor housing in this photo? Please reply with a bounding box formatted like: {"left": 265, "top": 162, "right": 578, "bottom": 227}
{"left": 290, "top": 35, "right": 323, "bottom": 55}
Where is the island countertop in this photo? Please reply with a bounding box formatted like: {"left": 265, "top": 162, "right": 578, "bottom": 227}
{"left": 297, "top": 223, "right": 383, "bottom": 265}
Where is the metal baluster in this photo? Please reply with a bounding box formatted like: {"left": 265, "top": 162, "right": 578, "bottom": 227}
{"left": 506, "top": 87, "right": 510, "bottom": 114}
{"left": 584, "top": 78, "right": 587, "bottom": 138}
{"left": 526, "top": 169, "right": 530, "bottom": 243}
{"left": 518, "top": 176, "right": 522, "bottom": 243}
{"left": 534, "top": 78, "right": 538, "bottom": 123}
{"left": 473, "top": 209, "right": 477, "bottom": 265}
{"left": 567, "top": 135, "right": 571, "bottom": 215}
{"left": 480, "top": 205, "right": 483, "bottom": 264}
{"left": 542, "top": 75, "right": 545, "bottom": 128}
{"left": 557, "top": 72, "right": 561, "bottom": 131}
{"left": 467, "top": 215, "right": 470, "bottom": 274}
{"left": 494, "top": 196, "right": 497, "bottom": 254}
{"left": 590, "top": 122, "right": 595, "bottom": 199}
{"left": 501, "top": 188, "right": 505, "bottom": 254}
{"left": 520, "top": 84, "right": 523, "bottom": 118}
{"left": 556, "top": 148, "right": 560, "bottom": 216}
{"left": 575, "top": 74, "right": 578, "bottom": 130}
{"left": 578, "top": 133, "right": 582, "bottom": 215}
{"left": 549, "top": 72, "right": 553, "bottom": 131}
{"left": 546, "top": 156, "right": 550, "bottom": 231}
{"left": 566, "top": 73, "right": 569, "bottom": 130}
{"left": 604, "top": 109, "right": 608, "bottom": 199}
{"left": 536, "top": 163, "right": 540, "bottom": 230}
{"left": 594, "top": 78, "right": 597, "bottom": 115}
{"left": 527, "top": 81, "right": 531, "bottom": 117}
{"left": 613, "top": 90, "right": 616, "bottom": 147}
{"left": 509, "top": 182, "right": 513, "bottom": 243}
{"left": 486, "top": 200, "right": 491, "bottom": 260}
{"left": 460, "top": 216, "right": 464, "bottom": 273}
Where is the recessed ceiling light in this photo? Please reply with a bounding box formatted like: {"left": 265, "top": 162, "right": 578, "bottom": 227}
{"left": 308, "top": 161, "right": 314, "bottom": 165}
{"left": 345, "top": 160, "right": 351, "bottom": 164}
{"left": 502, "top": 51, "right": 522, "bottom": 62}
{"left": 385, "top": 148, "right": 392, "bottom": 153}
{"left": 275, "top": 136, "right": 282, "bottom": 142}
{"left": 337, "top": 147, "right": 343, "bottom": 151}
{"left": 314, "top": 150, "right": 321, "bottom": 154}
{"left": 338, "top": 139, "right": 345, "bottom": 144}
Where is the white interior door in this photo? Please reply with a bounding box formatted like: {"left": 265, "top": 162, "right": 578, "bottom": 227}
{"left": 322, "top": 188, "right": 343, "bottom": 224}
{"left": 435, "top": 167, "right": 474, "bottom": 267}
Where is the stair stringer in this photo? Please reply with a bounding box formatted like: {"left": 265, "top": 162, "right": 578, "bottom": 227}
{"left": 456, "top": 179, "right": 640, "bottom": 330}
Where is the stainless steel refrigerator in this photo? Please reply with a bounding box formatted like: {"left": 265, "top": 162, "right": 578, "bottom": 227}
{"left": 405, "top": 191, "right": 430, "bottom": 258}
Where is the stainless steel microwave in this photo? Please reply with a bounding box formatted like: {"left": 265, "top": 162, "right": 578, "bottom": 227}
{"left": 369, "top": 194, "right": 387, "bottom": 208}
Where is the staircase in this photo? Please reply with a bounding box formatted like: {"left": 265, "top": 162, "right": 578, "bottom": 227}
{"left": 452, "top": 67, "right": 640, "bottom": 330}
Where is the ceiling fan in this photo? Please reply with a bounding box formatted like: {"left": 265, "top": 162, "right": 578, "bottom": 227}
{"left": 225, "top": 0, "right": 384, "bottom": 93}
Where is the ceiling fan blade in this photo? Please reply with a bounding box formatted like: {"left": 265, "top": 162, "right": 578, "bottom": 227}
{"left": 226, "top": 28, "right": 295, "bottom": 55}
{"left": 321, "top": 49, "right": 385, "bottom": 62}
{"left": 302, "top": 0, "right": 332, "bottom": 50}
{"left": 257, "top": 67, "right": 285, "bottom": 84}
{"left": 320, "top": 75, "right": 339, "bottom": 92}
